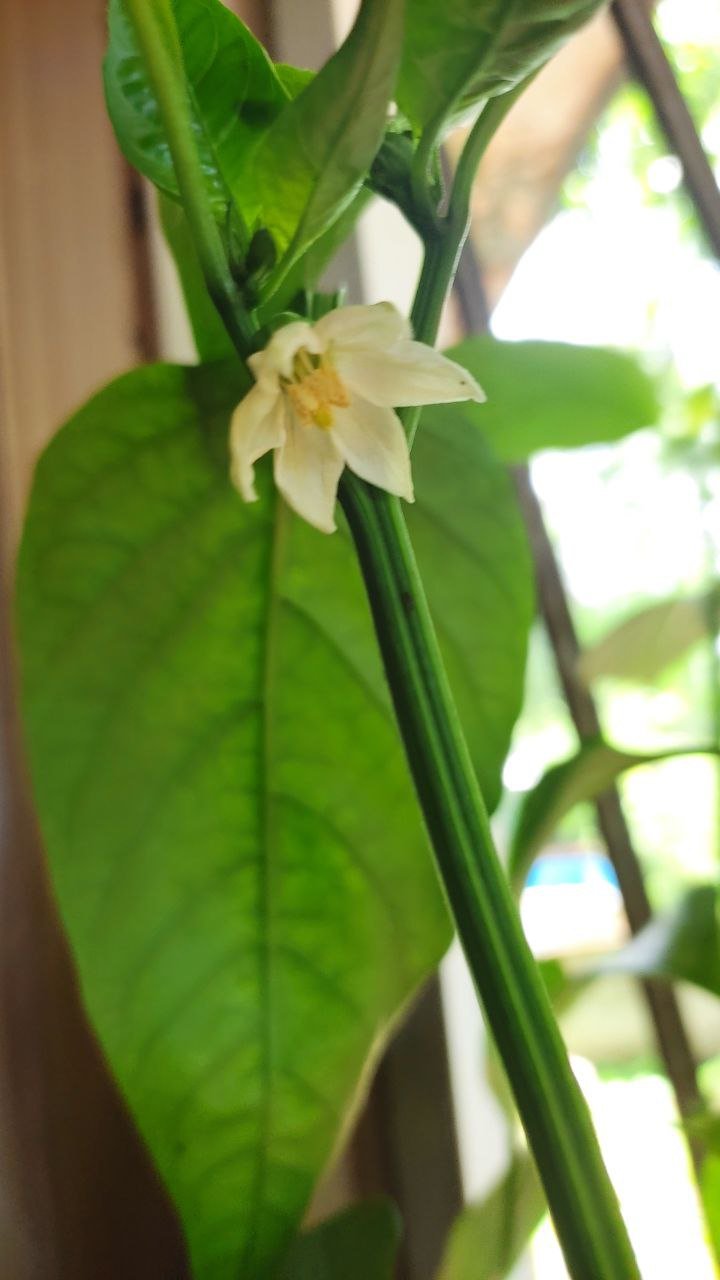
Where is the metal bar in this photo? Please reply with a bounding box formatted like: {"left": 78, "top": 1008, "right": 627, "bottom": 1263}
{"left": 611, "top": 0, "right": 720, "bottom": 258}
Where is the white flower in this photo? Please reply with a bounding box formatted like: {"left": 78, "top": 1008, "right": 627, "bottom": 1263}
{"left": 229, "top": 301, "right": 485, "bottom": 533}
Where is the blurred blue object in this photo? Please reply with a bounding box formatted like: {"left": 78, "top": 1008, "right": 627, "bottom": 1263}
{"left": 526, "top": 850, "right": 619, "bottom": 889}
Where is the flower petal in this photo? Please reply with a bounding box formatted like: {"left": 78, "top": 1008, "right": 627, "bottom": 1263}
{"left": 248, "top": 320, "right": 320, "bottom": 386}
{"left": 274, "top": 416, "right": 345, "bottom": 534}
{"left": 332, "top": 393, "right": 414, "bottom": 502}
{"left": 314, "top": 301, "right": 410, "bottom": 351}
{"left": 229, "top": 384, "right": 286, "bottom": 502}
{"left": 336, "top": 341, "right": 485, "bottom": 408}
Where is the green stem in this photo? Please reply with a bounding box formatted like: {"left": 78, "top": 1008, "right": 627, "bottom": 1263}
{"left": 346, "top": 76, "right": 638, "bottom": 1277}
{"left": 126, "top": 0, "right": 254, "bottom": 354}
{"left": 407, "top": 85, "right": 528, "bottom": 446}
{"left": 339, "top": 477, "right": 639, "bottom": 1280}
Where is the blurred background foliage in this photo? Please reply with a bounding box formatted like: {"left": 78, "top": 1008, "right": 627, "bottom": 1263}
{"left": 471, "top": 0, "right": 720, "bottom": 1272}
{"left": 496, "top": 0, "right": 720, "bottom": 907}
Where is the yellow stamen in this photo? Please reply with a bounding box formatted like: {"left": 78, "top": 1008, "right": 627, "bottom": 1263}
{"left": 286, "top": 348, "right": 349, "bottom": 429}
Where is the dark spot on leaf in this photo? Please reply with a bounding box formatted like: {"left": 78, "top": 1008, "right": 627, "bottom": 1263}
{"left": 238, "top": 99, "right": 276, "bottom": 127}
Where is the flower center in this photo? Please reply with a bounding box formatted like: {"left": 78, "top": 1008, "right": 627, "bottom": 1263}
{"left": 284, "top": 347, "right": 349, "bottom": 429}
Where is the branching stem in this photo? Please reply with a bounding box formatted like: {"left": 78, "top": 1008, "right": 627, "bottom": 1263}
{"left": 407, "top": 86, "right": 526, "bottom": 445}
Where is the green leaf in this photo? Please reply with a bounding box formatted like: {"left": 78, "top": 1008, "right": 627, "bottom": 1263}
{"left": 156, "top": 125, "right": 371, "bottom": 343}
{"left": 274, "top": 64, "right": 315, "bottom": 100}
{"left": 436, "top": 1154, "right": 545, "bottom": 1280}
{"left": 17, "top": 363, "right": 531, "bottom": 1278}
{"left": 252, "top": 0, "right": 404, "bottom": 288}
{"left": 578, "top": 588, "right": 719, "bottom": 686}
{"left": 398, "top": 0, "right": 604, "bottom": 134}
{"left": 255, "top": 187, "right": 373, "bottom": 323}
{"left": 159, "top": 195, "right": 235, "bottom": 362}
{"left": 276, "top": 1200, "right": 401, "bottom": 1280}
{"left": 591, "top": 884, "right": 720, "bottom": 999}
{"left": 426, "top": 337, "right": 660, "bottom": 462}
{"left": 509, "top": 740, "right": 720, "bottom": 889}
{"left": 538, "top": 957, "right": 577, "bottom": 1011}
{"left": 701, "top": 1156, "right": 720, "bottom": 1262}
{"left": 161, "top": 182, "right": 372, "bottom": 349}
{"left": 367, "top": 129, "right": 435, "bottom": 233}
{"left": 104, "top": 0, "right": 287, "bottom": 220}
{"left": 683, "top": 1108, "right": 720, "bottom": 1154}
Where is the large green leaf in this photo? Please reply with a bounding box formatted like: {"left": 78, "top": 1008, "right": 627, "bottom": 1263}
{"left": 426, "top": 337, "right": 660, "bottom": 463}
{"left": 578, "top": 587, "right": 719, "bottom": 686}
{"left": 252, "top": 0, "right": 404, "bottom": 289}
{"left": 277, "top": 1200, "right": 401, "bottom": 1280}
{"left": 104, "top": 0, "right": 287, "bottom": 220}
{"left": 436, "top": 1154, "right": 545, "bottom": 1280}
{"left": 509, "top": 740, "right": 720, "bottom": 889}
{"left": 397, "top": 0, "right": 604, "bottom": 133}
{"left": 17, "top": 362, "right": 531, "bottom": 1278}
{"left": 592, "top": 884, "right": 720, "bottom": 999}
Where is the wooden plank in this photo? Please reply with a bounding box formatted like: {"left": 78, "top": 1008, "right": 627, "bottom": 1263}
{"left": 0, "top": 0, "right": 270, "bottom": 1272}
{"left": 0, "top": 0, "right": 141, "bottom": 558}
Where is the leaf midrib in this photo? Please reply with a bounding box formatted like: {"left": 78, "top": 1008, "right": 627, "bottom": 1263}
{"left": 242, "top": 486, "right": 288, "bottom": 1271}
{"left": 449, "top": 0, "right": 525, "bottom": 117}
{"left": 280, "top": 0, "right": 398, "bottom": 263}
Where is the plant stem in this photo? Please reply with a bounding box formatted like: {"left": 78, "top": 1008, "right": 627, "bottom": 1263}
{"left": 125, "top": 0, "right": 254, "bottom": 354}
{"left": 339, "top": 476, "right": 639, "bottom": 1280}
{"left": 410, "top": 106, "right": 495, "bottom": 347}
{"left": 346, "top": 85, "right": 638, "bottom": 1275}
{"left": 407, "top": 86, "right": 527, "bottom": 445}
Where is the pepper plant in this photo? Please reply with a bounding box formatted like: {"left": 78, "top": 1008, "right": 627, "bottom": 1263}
{"left": 15, "top": 1, "right": 662, "bottom": 1276}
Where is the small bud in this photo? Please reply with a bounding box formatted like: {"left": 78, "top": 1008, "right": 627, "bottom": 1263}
{"left": 246, "top": 228, "right": 277, "bottom": 281}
